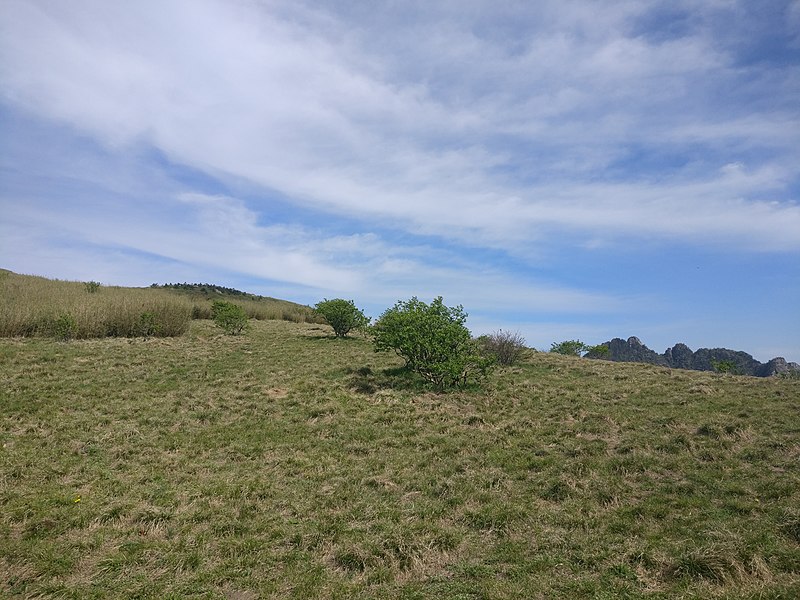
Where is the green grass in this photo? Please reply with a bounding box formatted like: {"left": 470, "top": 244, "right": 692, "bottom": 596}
{"left": 1, "top": 320, "right": 798, "bottom": 598}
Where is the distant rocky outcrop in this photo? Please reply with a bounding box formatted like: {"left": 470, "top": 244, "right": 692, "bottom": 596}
{"left": 757, "top": 357, "right": 800, "bottom": 377}
{"left": 586, "top": 336, "right": 799, "bottom": 378}
{"left": 601, "top": 336, "right": 668, "bottom": 367}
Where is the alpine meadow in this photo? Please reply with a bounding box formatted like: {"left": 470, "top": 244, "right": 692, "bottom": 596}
{"left": 1, "top": 272, "right": 799, "bottom": 599}
{"left": 2, "top": 1, "right": 800, "bottom": 598}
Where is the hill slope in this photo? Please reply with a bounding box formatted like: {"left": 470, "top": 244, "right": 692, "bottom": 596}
{"left": 0, "top": 270, "right": 319, "bottom": 338}
{"left": 2, "top": 319, "right": 798, "bottom": 598}
{"left": 151, "top": 281, "right": 320, "bottom": 323}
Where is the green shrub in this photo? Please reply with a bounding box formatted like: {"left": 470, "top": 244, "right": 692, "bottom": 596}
{"left": 479, "top": 329, "right": 527, "bottom": 366}
{"left": 550, "top": 340, "right": 608, "bottom": 357}
{"left": 550, "top": 340, "right": 590, "bottom": 356}
{"left": 211, "top": 301, "right": 249, "bottom": 335}
{"left": 52, "top": 313, "right": 78, "bottom": 341}
{"left": 711, "top": 359, "right": 740, "bottom": 375}
{"left": 314, "top": 298, "right": 369, "bottom": 337}
{"left": 372, "top": 296, "right": 493, "bottom": 389}
{"left": 135, "top": 312, "right": 161, "bottom": 338}
{"left": 84, "top": 281, "right": 101, "bottom": 294}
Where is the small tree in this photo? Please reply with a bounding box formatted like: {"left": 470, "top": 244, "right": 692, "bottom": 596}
{"left": 589, "top": 344, "right": 610, "bottom": 358}
{"left": 479, "top": 329, "right": 527, "bottom": 366}
{"left": 551, "top": 340, "right": 608, "bottom": 357}
{"left": 212, "top": 300, "right": 249, "bottom": 335}
{"left": 84, "top": 281, "right": 101, "bottom": 293}
{"left": 372, "top": 296, "right": 493, "bottom": 388}
{"left": 314, "top": 298, "right": 369, "bottom": 338}
{"left": 550, "top": 340, "right": 590, "bottom": 356}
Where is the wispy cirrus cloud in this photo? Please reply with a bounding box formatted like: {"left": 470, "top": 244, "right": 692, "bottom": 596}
{"left": 2, "top": 0, "right": 798, "bottom": 252}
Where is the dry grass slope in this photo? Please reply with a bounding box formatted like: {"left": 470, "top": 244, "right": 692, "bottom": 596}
{"left": 0, "top": 270, "right": 320, "bottom": 340}
{"left": 1, "top": 319, "right": 798, "bottom": 598}
{"left": 150, "top": 281, "right": 321, "bottom": 323}
{"left": 0, "top": 270, "right": 192, "bottom": 339}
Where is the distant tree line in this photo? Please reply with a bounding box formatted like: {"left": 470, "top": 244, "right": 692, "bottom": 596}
{"left": 151, "top": 282, "right": 270, "bottom": 300}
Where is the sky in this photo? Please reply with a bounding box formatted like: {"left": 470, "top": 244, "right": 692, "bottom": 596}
{"left": 1, "top": 0, "right": 799, "bottom": 361}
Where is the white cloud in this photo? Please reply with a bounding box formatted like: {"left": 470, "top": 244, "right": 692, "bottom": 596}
{"left": 2, "top": 0, "right": 798, "bottom": 256}
{"left": 1, "top": 189, "right": 360, "bottom": 291}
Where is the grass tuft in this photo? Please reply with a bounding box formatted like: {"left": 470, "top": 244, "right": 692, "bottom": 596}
{"left": 779, "top": 510, "right": 800, "bottom": 543}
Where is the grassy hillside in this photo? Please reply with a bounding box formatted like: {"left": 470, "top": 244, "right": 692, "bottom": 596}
{"left": 0, "top": 270, "right": 192, "bottom": 339}
{"left": 150, "top": 282, "right": 320, "bottom": 323}
{"left": 0, "top": 270, "right": 319, "bottom": 339}
{"left": 1, "top": 319, "right": 798, "bottom": 598}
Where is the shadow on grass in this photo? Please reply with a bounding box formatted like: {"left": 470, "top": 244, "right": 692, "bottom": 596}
{"left": 346, "top": 365, "right": 428, "bottom": 394}
{"left": 344, "top": 365, "right": 486, "bottom": 395}
{"left": 307, "top": 332, "right": 368, "bottom": 342}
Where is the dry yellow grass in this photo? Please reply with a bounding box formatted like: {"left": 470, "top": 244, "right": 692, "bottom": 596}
{"left": 0, "top": 270, "right": 191, "bottom": 338}
{"left": 2, "top": 319, "right": 798, "bottom": 598}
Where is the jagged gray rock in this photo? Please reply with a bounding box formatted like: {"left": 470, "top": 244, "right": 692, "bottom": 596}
{"left": 689, "top": 348, "right": 761, "bottom": 375}
{"left": 587, "top": 337, "right": 799, "bottom": 378}
{"left": 599, "top": 337, "right": 668, "bottom": 366}
{"left": 757, "top": 357, "right": 800, "bottom": 377}
{"left": 664, "top": 343, "right": 694, "bottom": 369}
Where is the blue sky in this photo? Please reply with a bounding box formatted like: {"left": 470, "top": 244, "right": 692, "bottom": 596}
{"left": 1, "top": 0, "right": 799, "bottom": 361}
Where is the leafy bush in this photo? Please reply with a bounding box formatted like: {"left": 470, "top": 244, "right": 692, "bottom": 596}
{"left": 84, "top": 281, "right": 101, "bottom": 294}
{"left": 211, "top": 301, "right": 249, "bottom": 335}
{"left": 52, "top": 313, "right": 78, "bottom": 341}
{"left": 550, "top": 340, "right": 590, "bottom": 356}
{"left": 479, "top": 329, "right": 527, "bottom": 366}
{"left": 711, "top": 359, "right": 740, "bottom": 375}
{"left": 314, "top": 298, "right": 369, "bottom": 337}
{"left": 372, "top": 296, "right": 493, "bottom": 389}
{"left": 550, "top": 340, "right": 608, "bottom": 357}
{"left": 135, "top": 312, "right": 161, "bottom": 338}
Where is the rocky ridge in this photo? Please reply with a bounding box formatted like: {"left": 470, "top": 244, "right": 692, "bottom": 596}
{"left": 586, "top": 336, "right": 799, "bottom": 377}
